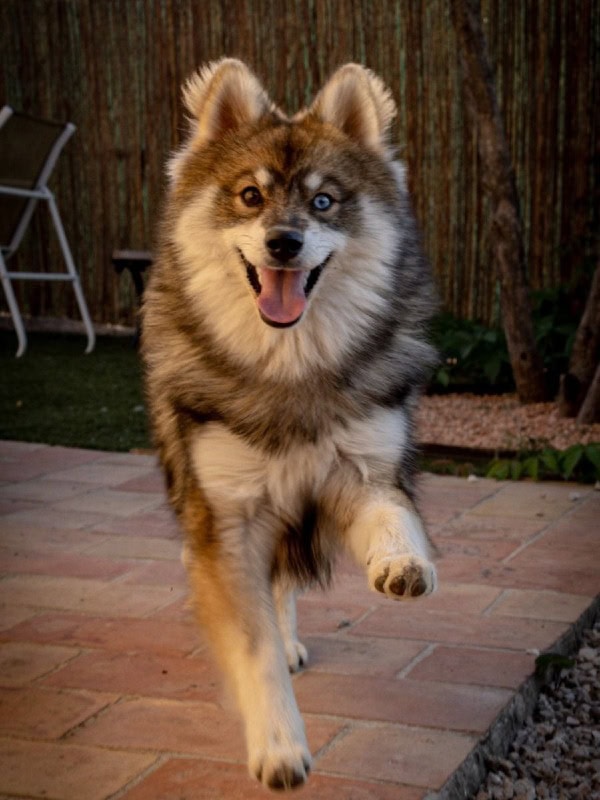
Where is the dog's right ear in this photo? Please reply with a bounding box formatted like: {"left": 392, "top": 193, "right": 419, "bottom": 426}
{"left": 182, "top": 59, "right": 275, "bottom": 146}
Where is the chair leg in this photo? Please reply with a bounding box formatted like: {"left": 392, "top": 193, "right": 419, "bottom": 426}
{"left": 46, "top": 193, "right": 96, "bottom": 354}
{"left": 0, "top": 251, "right": 27, "bottom": 357}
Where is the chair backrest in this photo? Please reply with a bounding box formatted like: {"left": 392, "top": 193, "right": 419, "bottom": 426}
{"left": 0, "top": 106, "right": 76, "bottom": 253}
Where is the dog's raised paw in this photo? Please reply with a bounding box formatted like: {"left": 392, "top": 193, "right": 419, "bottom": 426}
{"left": 369, "top": 555, "right": 436, "bottom": 600}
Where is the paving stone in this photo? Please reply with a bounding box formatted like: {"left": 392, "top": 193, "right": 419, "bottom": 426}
{"left": 91, "top": 507, "right": 180, "bottom": 538}
{"left": 3, "top": 612, "right": 200, "bottom": 656}
{"left": 406, "top": 645, "right": 534, "bottom": 688}
{"left": 120, "top": 757, "right": 424, "bottom": 799}
{"left": 83, "top": 533, "right": 181, "bottom": 560}
{"left": 294, "top": 672, "right": 512, "bottom": 732}
{"left": 432, "top": 513, "right": 545, "bottom": 541}
{"left": 43, "top": 650, "right": 222, "bottom": 701}
{"left": 0, "top": 686, "right": 116, "bottom": 738}
{"left": 352, "top": 607, "right": 567, "bottom": 652}
{"left": 0, "top": 479, "right": 92, "bottom": 502}
{"left": 42, "top": 462, "right": 156, "bottom": 486}
{"left": 317, "top": 724, "right": 477, "bottom": 788}
{"left": 304, "top": 635, "right": 427, "bottom": 677}
{"left": 69, "top": 697, "right": 342, "bottom": 762}
{"left": 0, "top": 606, "right": 37, "bottom": 632}
{"left": 119, "top": 559, "right": 186, "bottom": 587}
{"left": 0, "top": 550, "right": 133, "bottom": 581}
{"left": 0, "top": 642, "right": 78, "bottom": 685}
{"left": 0, "top": 738, "right": 155, "bottom": 800}
{"left": 489, "top": 589, "right": 593, "bottom": 622}
{"left": 53, "top": 488, "right": 164, "bottom": 517}
{"left": 0, "top": 574, "right": 182, "bottom": 617}
{"left": 468, "top": 483, "right": 581, "bottom": 520}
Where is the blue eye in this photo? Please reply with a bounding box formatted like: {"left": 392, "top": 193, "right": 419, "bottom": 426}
{"left": 312, "top": 193, "right": 334, "bottom": 211}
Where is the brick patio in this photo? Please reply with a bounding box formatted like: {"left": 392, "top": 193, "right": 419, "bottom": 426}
{"left": 0, "top": 440, "right": 598, "bottom": 799}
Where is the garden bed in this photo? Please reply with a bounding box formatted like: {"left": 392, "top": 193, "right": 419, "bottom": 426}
{"left": 418, "top": 393, "right": 600, "bottom": 452}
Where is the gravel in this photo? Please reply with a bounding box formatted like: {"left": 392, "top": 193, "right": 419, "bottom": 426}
{"left": 418, "top": 394, "right": 600, "bottom": 452}
{"left": 471, "top": 622, "right": 600, "bottom": 800}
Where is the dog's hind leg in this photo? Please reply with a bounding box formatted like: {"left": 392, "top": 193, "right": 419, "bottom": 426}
{"left": 182, "top": 503, "right": 311, "bottom": 790}
{"left": 274, "top": 585, "right": 308, "bottom": 673}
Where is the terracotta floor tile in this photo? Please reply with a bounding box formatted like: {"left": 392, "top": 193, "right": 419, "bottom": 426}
{"left": 0, "top": 642, "right": 78, "bottom": 685}
{"left": 0, "top": 738, "right": 155, "bottom": 800}
{"left": 317, "top": 724, "right": 477, "bottom": 789}
{"left": 43, "top": 650, "right": 222, "bottom": 702}
{"left": 0, "top": 606, "right": 37, "bottom": 632}
{"left": 91, "top": 507, "right": 180, "bottom": 538}
{"left": 114, "top": 471, "right": 166, "bottom": 493}
{"left": 304, "top": 635, "right": 427, "bottom": 678}
{"left": 1, "top": 506, "right": 108, "bottom": 530}
{"left": 489, "top": 589, "right": 594, "bottom": 622}
{"left": 0, "top": 574, "right": 182, "bottom": 617}
{"left": 294, "top": 672, "right": 511, "bottom": 732}
{"left": 84, "top": 533, "right": 181, "bottom": 560}
{"left": 409, "top": 582, "right": 501, "bottom": 614}
{"left": 351, "top": 606, "right": 567, "bottom": 652}
{"left": 3, "top": 612, "right": 200, "bottom": 656}
{"left": 468, "top": 483, "right": 581, "bottom": 520}
{"left": 120, "top": 757, "right": 424, "bottom": 800}
{"left": 432, "top": 514, "right": 545, "bottom": 542}
{"left": 53, "top": 488, "right": 164, "bottom": 517}
{"left": 0, "top": 479, "right": 91, "bottom": 503}
{"left": 406, "top": 645, "right": 534, "bottom": 688}
{"left": 0, "top": 686, "right": 116, "bottom": 739}
{"left": 0, "top": 550, "right": 133, "bottom": 581}
{"left": 296, "top": 597, "right": 373, "bottom": 634}
{"left": 69, "top": 697, "right": 341, "bottom": 763}
{"left": 119, "top": 559, "right": 186, "bottom": 587}
{"left": 42, "top": 462, "right": 157, "bottom": 486}
{"left": 0, "top": 523, "right": 106, "bottom": 554}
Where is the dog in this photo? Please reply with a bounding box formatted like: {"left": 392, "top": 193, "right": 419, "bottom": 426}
{"left": 142, "top": 58, "right": 438, "bottom": 792}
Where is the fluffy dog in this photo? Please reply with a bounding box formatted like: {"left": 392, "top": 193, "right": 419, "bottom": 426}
{"left": 142, "top": 58, "right": 438, "bottom": 791}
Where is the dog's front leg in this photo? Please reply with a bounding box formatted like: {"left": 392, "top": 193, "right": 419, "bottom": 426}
{"left": 185, "top": 539, "right": 311, "bottom": 791}
{"left": 344, "top": 491, "right": 437, "bottom": 600}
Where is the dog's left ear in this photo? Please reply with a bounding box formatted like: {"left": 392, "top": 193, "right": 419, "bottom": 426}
{"left": 309, "top": 64, "right": 396, "bottom": 153}
{"left": 183, "top": 58, "right": 276, "bottom": 146}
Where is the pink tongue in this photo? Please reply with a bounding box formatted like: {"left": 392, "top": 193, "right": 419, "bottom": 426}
{"left": 257, "top": 269, "right": 307, "bottom": 324}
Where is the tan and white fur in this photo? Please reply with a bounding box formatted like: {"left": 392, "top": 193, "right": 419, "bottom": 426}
{"left": 142, "top": 58, "right": 438, "bottom": 791}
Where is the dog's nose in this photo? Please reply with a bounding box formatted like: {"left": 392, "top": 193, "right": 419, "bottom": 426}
{"left": 265, "top": 228, "right": 304, "bottom": 263}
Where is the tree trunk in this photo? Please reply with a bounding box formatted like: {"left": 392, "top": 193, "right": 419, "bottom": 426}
{"left": 577, "top": 362, "right": 600, "bottom": 424}
{"left": 449, "top": 0, "right": 547, "bottom": 403}
{"left": 558, "top": 263, "right": 600, "bottom": 417}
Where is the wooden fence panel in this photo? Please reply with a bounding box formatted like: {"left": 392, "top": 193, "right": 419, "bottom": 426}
{"left": 0, "top": 0, "right": 597, "bottom": 326}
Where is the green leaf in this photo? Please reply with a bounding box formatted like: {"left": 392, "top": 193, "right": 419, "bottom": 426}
{"left": 510, "top": 460, "right": 524, "bottom": 480}
{"left": 540, "top": 449, "right": 560, "bottom": 474}
{"left": 560, "top": 444, "right": 584, "bottom": 479}
{"left": 584, "top": 444, "right": 600, "bottom": 476}
{"left": 436, "top": 368, "right": 450, "bottom": 387}
{"left": 535, "top": 653, "right": 575, "bottom": 681}
{"left": 483, "top": 355, "right": 502, "bottom": 384}
{"left": 522, "top": 456, "right": 540, "bottom": 481}
{"left": 487, "top": 460, "right": 510, "bottom": 480}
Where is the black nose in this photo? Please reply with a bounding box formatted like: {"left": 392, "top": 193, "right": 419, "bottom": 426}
{"left": 265, "top": 228, "right": 304, "bottom": 263}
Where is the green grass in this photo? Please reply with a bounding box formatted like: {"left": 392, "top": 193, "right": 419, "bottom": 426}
{"left": 0, "top": 331, "right": 151, "bottom": 452}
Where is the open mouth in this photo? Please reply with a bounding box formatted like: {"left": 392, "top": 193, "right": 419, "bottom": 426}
{"left": 239, "top": 250, "right": 331, "bottom": 328}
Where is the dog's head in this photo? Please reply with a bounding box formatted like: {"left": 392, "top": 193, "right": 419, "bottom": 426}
{"left": 168, "top": 59, "right": 405, "bottom": 332}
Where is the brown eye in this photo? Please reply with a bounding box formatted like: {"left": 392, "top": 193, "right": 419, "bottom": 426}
{"left": 241, "top": 186, "right": 263, "bottom": 207}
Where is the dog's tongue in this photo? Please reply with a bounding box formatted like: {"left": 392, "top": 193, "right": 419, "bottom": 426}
{"left": 257, "top": 268, "right": 307, "bottom": 324}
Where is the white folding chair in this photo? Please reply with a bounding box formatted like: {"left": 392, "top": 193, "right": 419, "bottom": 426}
{"left": 0, "top": 105, "right": 95, "bottom": 356}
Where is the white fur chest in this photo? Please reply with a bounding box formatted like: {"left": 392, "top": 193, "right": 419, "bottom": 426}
{"left": 191, "top": 406, "right": 408, "bottom": 519}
